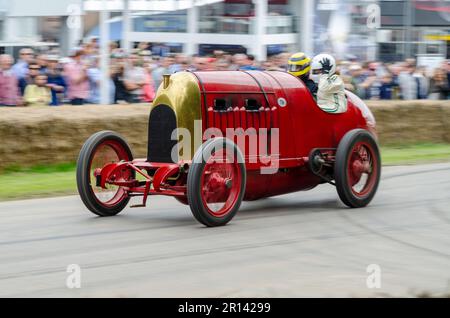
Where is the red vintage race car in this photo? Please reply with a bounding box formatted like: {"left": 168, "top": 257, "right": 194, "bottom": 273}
{"left": 76, "top": 70, "right": 381, "bottom": 227}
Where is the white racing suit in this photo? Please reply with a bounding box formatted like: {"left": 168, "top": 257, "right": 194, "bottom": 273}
{"left": 317, "top": 74, "right": 347, "bottom": 114}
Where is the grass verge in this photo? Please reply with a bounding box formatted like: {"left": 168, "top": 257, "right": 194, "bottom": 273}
{"left": 1, "top": 144, "right": 450, "bottom": 201}
{"left": 381, "top": 143, "right": 450, "bottom": 165}
{"left": 0, "top": 163, "right": 77, "bottom": 201}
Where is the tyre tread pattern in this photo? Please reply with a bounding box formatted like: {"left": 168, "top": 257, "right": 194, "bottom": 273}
{"left": 187, "top": 138, "right": 246, "bottom": 227}
{"left": 334, "top": 129, "right": 381, "bottom": 208}
{"left": 76, "top": 130, "right": 133, "bottom": 216}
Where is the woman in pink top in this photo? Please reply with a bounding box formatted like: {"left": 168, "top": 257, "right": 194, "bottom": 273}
{"left": 64, "top": 49, "right": 89, "bottom": 105}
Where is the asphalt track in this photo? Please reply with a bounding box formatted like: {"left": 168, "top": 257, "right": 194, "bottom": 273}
{"left": 0, "top": 163, "right": 449, "bottom": 297}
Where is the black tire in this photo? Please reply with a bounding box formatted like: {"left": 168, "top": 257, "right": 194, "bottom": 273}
{"left": 334, "top": 129, "right": 381, "bottom": 208}
{"left": 187, "top": 138, "right": 246, "bottom": 227}
{"left": 76, "top": 130, "right": 134, "bottom": 216}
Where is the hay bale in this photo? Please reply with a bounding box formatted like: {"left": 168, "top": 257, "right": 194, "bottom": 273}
{"left": 0, "top": 105, "right": 150, "bottom": 170}
{"left": 368, "top": 100, "right": 449, "bottom": 146}
{"left": 1, "top": 101, "right": 450, "bottom": 170}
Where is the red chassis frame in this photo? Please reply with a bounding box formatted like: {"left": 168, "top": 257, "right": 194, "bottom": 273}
{"left": 94, "top": 159, "right": 187, "bottom": 207}
{"left": 94, "top": 154, "right": 316, "bottom": 208}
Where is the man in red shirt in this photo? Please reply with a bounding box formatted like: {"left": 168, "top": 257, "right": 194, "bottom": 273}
{"left": 0, "top": 54, "right": 22, "bottom": 107}
{"left": 64, "top": 48, "right": 89, "bottom": 105}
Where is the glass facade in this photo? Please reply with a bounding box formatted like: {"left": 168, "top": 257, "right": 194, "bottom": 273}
{"left": 103, "top": 0, "right": 449, "bottom": 61}
{"left": 313, "top": 0, "right": 378, "bottom": 60}
{"left": 378, "top": 0, "right": 450, "bottom": 61}
{"left": 130, "top": 1, "right": 294, "bottom": 35}
{"left": 198, "top": 16, "right": 252, "bottom": 34}
{"left": 312, "top": 0, "right": 449, "bottom": 61}
{"left": 265, "top": 15, "right": 297, "bottom": 34}
{"left": 197, "top": 0, "right": 295, "bottom": 34}
{"left": 133, "top": 11, "right": 188, "bottom": 33}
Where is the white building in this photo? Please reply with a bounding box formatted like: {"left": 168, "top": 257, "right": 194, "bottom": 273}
{"left": 0, "top": 0, "right": 84, "bottom": 55}
{"left": 1, "top": 0, "right": 447, "bottom": 61}
{"left": 0, "top": 0, "right": 314, "bottom": 60}
{"left": 83, "top": 0, "right": 314, "bottom": 61}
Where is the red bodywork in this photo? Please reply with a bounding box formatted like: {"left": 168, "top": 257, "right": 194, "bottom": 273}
{"left": 97, "top": 71, "right": 376, "bottom": 206}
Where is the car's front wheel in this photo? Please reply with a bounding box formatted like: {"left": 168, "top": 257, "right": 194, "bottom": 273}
{"left": 187, "top": 138, "right": 246, "bottom": 227}
{"left": 76, "top": 131, "right": 134, "bottom": 216}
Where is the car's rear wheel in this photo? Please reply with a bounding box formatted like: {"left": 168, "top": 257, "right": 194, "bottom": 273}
{"left": 334, "top": 129, "right": 381, "bottom": 208}
{"left": 76, "top": 131, "right": 134, "bottom": 216}
{"left": 187, "top": 138, "right": 246, "bottom": 227}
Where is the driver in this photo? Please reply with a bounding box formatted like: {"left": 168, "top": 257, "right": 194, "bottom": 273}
{"left": 287, "top": 52, "right": 317, "bottom": 96}
{"left": 310, "top": 53, "right": 347, "bottom": 114}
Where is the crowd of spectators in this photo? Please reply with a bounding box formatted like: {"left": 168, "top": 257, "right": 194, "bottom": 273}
{"left": 338, "top": 58, "right": 450, "bottom": 101}
{"left": 0, "top": 39, "right": 449, "bottom": 107}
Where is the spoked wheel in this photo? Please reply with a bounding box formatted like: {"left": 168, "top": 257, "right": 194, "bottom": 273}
{"left": 187, "top": 138, "right": 246, "bottom": 227}
{"left": 77, "top": 131, "right": 134, "bottom": 216}
{"left": 334, "top": 129, "right": 381, "bottom": 208}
